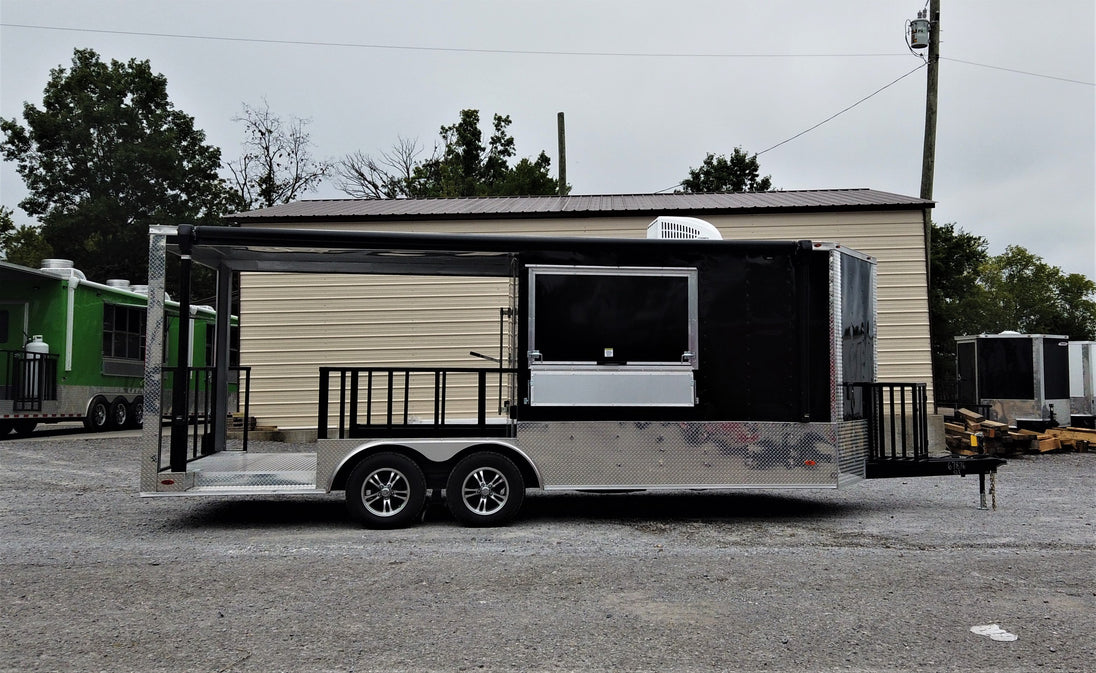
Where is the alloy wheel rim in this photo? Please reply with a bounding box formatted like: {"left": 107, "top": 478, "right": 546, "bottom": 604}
{"left": 361, "top": 468, "right": 411, "bottom": 517}
{"left": 460, "top": 467, "right": 508, "bottom": 515}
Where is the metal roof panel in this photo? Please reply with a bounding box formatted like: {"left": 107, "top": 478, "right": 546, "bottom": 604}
{"left": 227, "top": 189, "right": 931, "bottom": 222}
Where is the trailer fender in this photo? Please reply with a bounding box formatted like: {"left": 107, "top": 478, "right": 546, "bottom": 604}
{"left": 329, "top": 439, "right": 541, "bottom": 492}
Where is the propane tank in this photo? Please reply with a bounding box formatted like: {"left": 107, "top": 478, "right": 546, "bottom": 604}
{"left": 24, "top": 335, "right": 49, "bottom": 398}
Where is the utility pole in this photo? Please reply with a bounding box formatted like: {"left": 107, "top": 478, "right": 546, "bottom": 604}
{"left": 911, "top": 1, "right": 941, "bottom": 396}
{"left": 920, "top": 0, "right": 940, "bottom": 203}
{"left": 557, "top": 112, "right": 567, "bottom": 196}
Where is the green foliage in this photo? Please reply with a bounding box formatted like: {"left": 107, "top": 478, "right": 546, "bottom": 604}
{"left": 681, "top": 148, "right": 772, "bottom": 193}
{"left": 0, "top": 48, "right": 235, "bottom": 284}
{"left": 929, "top": 222, "right": 1096, "bottom": 391}
{"left": 338, "top": 109, "right": 565, "bottom": 199}
{"left": 929, "top": 223, "right": 990, "bottom": 389}
{"left": 0, "top": 206, "right": 53, "bottom": 268}
{"left": 977, "top": 246, "right": 1096, "bottom": 340}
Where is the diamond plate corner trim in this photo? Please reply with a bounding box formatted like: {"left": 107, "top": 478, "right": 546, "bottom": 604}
{"left": 830, "top": 248, "right": 843, "bottom": 423}
{"left": 870, "top": 260, "right": 879, "bottom": 383}
{"left": 141, "top": 229, "right": 168, "bottom": 493}
{"left": 837, "top": 419, "right": 869, "bottom": 483}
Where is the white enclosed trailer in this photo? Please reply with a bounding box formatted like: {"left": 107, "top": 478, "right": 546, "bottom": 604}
{"left": 141, "top": 225, "right": 1004, "bottom": 527}
{"left": 1068, "top": 341, "right": 1095, "bottom": 426}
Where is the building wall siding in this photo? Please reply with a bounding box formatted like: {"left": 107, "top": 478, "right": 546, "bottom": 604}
{"left": 240, "top": 210, "right": 932, "bottom": 428}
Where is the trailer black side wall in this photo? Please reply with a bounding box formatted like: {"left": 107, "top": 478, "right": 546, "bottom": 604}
{"left": 515, "top": 241, "right": 864, "bottom": 424}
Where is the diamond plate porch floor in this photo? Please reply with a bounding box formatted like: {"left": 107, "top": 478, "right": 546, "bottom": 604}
{"left": 188, "top": 451, "right": 320, "bottom": 491}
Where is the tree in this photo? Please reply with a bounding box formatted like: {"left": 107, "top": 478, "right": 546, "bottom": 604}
{"left": 928, "top": 222, "right": 990, "bottom": 391}
{"left": 680, "top": 148, "right": 772, "bottom": 193}
{"left": 977, "top": 246, "right": 1096, "bottom": 340}
{"left": 0, "top": 206, "right": 53, "bottom": 268}
{"left": 928, "top": 221, "right": 1096, "bottom": 393}
{"left": 335, "top": 136, "right": 422, "bottom": 199}
{"left": 336, "top": 109, "right": 565, "bottom": 199}
{"left": 227, "top": 100, "right": 333, "bottom": 209}
{"left": 0, "top": 48, "right": 234, "bottom": 283}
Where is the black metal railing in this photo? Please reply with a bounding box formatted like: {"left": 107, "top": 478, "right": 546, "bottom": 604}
{"left": 318, "top": 366, "right": 516, "bottom": 440}
{"left": 157, "top": 365, "right": 251, "bottom": 468}
{"left": 2, "top": 350, "right": 60, "bottom": 410}
{"left": 846, "top": 382, "right": 929, "bottom": 460}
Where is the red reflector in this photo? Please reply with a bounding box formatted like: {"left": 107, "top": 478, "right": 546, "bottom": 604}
{"left": 160, "top": 479, "right": 175, "bottom": 485}
{"left": 804, "top": 460, "right": 817, "bottom": 467}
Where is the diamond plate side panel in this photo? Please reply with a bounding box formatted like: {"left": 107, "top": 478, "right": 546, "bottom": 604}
{"left": 141, "top": 228, "right": 169, "bottom": 494}
{"left": 516, "top": 421, "right": 844, "bottom": 488}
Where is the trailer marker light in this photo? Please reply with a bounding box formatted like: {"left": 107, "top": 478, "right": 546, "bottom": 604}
{"left": 160, "top": 479, "right": 175, "bottom": 485}
{"left": 803, "top": 460, "right": 817, "bottom": 467}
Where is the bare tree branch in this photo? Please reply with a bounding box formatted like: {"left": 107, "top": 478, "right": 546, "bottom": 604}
{"left": 335, "top": 136, "right": 424, "bottom": 199}
{"left": 228, "top": 99, "right": 333, "bottom": 209}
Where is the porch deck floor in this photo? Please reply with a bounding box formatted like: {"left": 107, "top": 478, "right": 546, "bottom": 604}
{"left": 186, "top": 451, "right": 320, "bottom": 492}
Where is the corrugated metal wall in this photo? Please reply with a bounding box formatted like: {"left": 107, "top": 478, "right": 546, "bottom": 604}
{"left": 240, "top": 210, "right": 931, "bottom": 428}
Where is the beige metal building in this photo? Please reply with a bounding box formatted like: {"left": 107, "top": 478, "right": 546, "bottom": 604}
{"left": 227, "top": 190, "right": 934, "bottom": 430}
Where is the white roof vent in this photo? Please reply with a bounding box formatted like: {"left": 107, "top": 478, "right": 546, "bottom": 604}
{"left": 105, "top": 279, "right": 131, "bottom": 289}
{"left": 39, "top": 259, "right": 87, "bottom": 281}
{"left": 646, "top": 216, "right": 723, "bottom": 240}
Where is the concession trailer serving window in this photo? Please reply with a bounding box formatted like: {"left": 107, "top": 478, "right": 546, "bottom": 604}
{"left": 526, "top": 265, "right": 698, "bottom": 407}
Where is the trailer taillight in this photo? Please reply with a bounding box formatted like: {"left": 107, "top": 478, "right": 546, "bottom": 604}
{"left": 160, "top": 479, "right": 175, "bottom": 485}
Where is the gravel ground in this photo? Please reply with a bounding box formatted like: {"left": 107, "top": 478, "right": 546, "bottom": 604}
{"left": 1, "top": 431, "right": 1093, "bottom": 673}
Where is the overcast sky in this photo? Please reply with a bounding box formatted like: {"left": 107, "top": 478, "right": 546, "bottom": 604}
{"left": 2, "top": 0, "right": 1093, "bottom": 278}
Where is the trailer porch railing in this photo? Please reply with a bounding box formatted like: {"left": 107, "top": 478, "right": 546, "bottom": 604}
{"left": 1, "top": 350, "right": 60, "bottom": 411}
{"left": 318, "top": 366, "right": 516, "bottom": 440}
{"left": 848, "top": 381, "right": 1006, "bottom": 488}
{"left": 156, "top": 365, "right": 251, "bottom": 470}
{"left": 845, "top": 382, "right": 929, "bottom": 461}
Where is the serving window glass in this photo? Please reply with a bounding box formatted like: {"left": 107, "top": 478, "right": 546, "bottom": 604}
{"left": 528, "top": 265, "right": 699, "bottom": 368}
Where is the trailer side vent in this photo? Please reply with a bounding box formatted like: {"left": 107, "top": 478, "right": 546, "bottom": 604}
{"left": 646, "top": 216, "right": 723, "bottom": 241}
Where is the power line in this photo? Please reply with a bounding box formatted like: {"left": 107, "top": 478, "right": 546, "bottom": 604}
{"left": 942, "top": 57, "right": 1094, "bottom": 86}
{"left": 757, "top": 62, "right": 927, "bottom": 156}
{"left": 0, "top": 23, "right": 909, "bottom": 59}
{"left": 6, "top": 22, "right": 1090, "bottom": 85}
{"left": 653, "top": 62, "right": 928, "bottom": 193}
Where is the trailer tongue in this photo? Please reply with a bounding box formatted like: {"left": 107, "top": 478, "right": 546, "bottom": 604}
{"left": 141, "top": 224, "right": 1003, "bottom": 527}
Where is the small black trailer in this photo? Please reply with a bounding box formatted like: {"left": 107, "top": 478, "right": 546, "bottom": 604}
{"left": 954, "top": 332, "right": 1071, "bottom": 430}
{"left": 141, "top": 224, "right": 1003, "bottom": 527}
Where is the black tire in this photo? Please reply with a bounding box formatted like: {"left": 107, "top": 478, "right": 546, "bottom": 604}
{"left": 109, "top": 397, "right": 129, "bottom": 429}
{"left": 128, "top": 396, "right": 144, "bottom": 429}
{"left": 84, "top": 396, "right": 110, "bottom": 432}
{"left": 445, "top": 452, "right": 525, "bottom": 527}
{"left": 0, "top": 420, "right": 13, "bottom": 436}
{"left": 345, "top": 452, "right": 427, "bottom": 529}
{"left": 12, "top": 419, "right": 37, "bottom": 437}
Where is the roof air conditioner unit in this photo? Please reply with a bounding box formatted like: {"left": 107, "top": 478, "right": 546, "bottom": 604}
{"left": 646, "top": 216, "right": 722, "bottom": 240}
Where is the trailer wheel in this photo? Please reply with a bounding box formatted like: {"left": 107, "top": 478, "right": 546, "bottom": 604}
{"left": 109, "top": 397, "right": 129, "bottom": 429}
{"left": 445, "top": 452, "right": 525, "bottom": 527}
{"left": 128, "top": 397, "right": 144, "bottom": 429}
{"left": 0, "top": 420, "right": 12, "bottom": 436}
{"left": 84, "top": 396, "right": 110, "bottom": 432}
{"left": 345, "top": 452, "right": 427, "bottom": 529}
{"left": 12, "top": 420, "right": 36, "bottom": 437}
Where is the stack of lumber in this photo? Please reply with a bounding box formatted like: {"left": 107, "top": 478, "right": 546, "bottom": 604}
{"left": 227, "top": 413, "right": 281, "bottom": 440}
{"left": 228, "top": 412, "right": 257, "bottom": 431}
{"left": 943, "top": 408, "right": 1094, "bottom": 455}
{"left": 1045, "top": 426, "right": 1094, "bottom": 453}
{"left": 944, "top": 408, "right": 1014, "bottom": 455}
